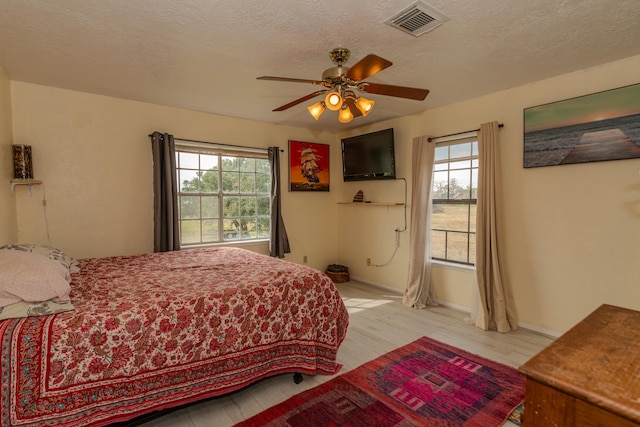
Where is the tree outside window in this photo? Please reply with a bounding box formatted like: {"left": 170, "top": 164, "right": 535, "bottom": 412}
{"left": 176, "top": 149, "right": 270, "bottom": 245}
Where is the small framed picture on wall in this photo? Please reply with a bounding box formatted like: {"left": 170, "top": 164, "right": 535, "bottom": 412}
{"left": 288, "top": 140, "right": 330, "bottom": 192}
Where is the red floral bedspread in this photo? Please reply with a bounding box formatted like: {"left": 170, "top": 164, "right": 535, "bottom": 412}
{"left": 0, "top": 247, "right": 349, "bottom": 426}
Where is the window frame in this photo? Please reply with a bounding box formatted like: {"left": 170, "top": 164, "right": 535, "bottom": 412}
{"left": 431, "top": 136, "right": 478, "bottom": 266}
{"left": 175, "top": 143, "right": 271, "bottom": 247}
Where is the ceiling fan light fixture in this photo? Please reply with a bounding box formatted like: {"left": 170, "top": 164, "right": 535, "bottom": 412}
{"left": 338, "top": 105, "right": 354, "bottom": 123}
{"left": 307, "top": 101, "right": 325, "bottom": 120}
{"left": 257, "top": 47, "right": 429, "bottom": 124}
{"left": 325, "top": 91, "right": 343, "bottom": 111}
{"left": 355, "top": 96, "right": 375, "bottom": 116}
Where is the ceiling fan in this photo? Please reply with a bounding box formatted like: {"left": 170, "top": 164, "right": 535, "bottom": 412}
{"left": 257, "top": 47, "right": 430, "bottom": 123}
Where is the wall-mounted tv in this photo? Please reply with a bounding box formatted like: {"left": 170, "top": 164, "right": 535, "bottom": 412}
{"left": 341, "top": 128, "right": 396, "bottom": 182}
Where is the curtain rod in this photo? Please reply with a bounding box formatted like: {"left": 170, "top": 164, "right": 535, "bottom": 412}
{"left": 148, "top": 133, "right": 283, "bottom": 152}
{"left": 428, "top": 123, "right": 504, "bottom": 143}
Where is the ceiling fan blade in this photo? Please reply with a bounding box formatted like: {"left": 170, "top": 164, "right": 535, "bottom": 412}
{"left": 257, "top": 76, "right": 324, "bottom": 85}
{"left": 272, "top": 90, "right": 327, "bottom": 112}
{"left": 345, "top": 54, "right": 393, "bottom": 82}
{"left": 344, "top": 97, "right": 363, "bottom": 118}
{"left": 360, "top": 82, "right": 429, "bottom": 100}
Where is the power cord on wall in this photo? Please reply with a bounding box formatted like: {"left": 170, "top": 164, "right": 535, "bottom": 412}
{"left": 41, "top": 182, "right": 52, "bottom": 244}
{"left": 369, "top": 178, "right": 407, "bottom": 268}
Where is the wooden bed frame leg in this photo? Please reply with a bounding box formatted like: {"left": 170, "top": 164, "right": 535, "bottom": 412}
{"left": 293, "top": 373, "right": 303, "bottom": 384}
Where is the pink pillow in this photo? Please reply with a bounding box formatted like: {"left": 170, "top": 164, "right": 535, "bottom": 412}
{"left": 0, "top": 250, "right": 71, "bottom": 308}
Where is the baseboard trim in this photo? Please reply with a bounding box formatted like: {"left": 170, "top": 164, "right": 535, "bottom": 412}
{"left": 516, "top": 321, "right": 561, "bottom": 339}
{"left": 348, "top": 275, "right": 403, "bottom": 295}
{"left": 435, "top": 302, "right": 560, "bottom": 337}
{"left": 347, "top": 275, "right": 561, "bottom": 338}
{"left": 436, "top": 300, "right": 472, "bottom": 314}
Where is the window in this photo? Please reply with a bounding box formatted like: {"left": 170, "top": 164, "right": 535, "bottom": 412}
{"left": 431, "top": 138, "right": 478, "bottom": 265}
{"left": 175, "top": 146, "right": 271, "bottom": 245}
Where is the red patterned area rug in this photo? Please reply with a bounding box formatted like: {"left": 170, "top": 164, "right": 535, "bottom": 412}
{"left": 234, "top": 336, "right": 525, "bottom": 427}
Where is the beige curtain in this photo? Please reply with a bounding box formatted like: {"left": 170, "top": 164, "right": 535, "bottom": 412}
{"left": 403, "top": 136, "right": 438, "bottom": 308}
{"left": 475, "top": 121, "right": 518, "bottom": 332}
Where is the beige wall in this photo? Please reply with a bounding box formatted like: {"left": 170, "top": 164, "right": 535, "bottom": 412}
{"left": 10, "top": 83, "right": 340, "bottom": 270}
{"left": 0, "top": 67, "right": 17, "bottom": 245}
{"left": 336, "top": 54, "right": 640, "bottom": 335}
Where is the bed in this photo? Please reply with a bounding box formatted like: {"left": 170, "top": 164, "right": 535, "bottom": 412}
{"left": 0, "top": 246, "right": 349, "bottom": 426}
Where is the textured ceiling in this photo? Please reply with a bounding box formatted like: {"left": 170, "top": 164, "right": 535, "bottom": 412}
{"left": 1, "top": 0, "right": 640, "bottom": 132}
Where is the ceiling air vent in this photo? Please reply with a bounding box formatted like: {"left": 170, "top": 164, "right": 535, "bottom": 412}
{"left": 385, "top": 1, "right": 449, "bottom": 37}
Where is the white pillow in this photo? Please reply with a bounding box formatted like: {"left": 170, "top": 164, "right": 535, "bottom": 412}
{"left": 0, "top": 243, "right": 80, "bottom": 275}
{"left": 0, "top": 250, "right": 72, "bottom": 308}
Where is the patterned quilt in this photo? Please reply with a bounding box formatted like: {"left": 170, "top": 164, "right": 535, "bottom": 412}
{"left": 0, "top": 247, "right": 349, "bottom": 426}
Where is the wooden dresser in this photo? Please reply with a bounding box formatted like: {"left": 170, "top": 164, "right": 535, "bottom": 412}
{"left": 519, "top": 304, "right": 640, "bottom": 427}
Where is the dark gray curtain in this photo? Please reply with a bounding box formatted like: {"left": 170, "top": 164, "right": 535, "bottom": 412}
{"left": 150, "top": 131, "right": 180, "bottom": 252}
{"left": 268, "top": 147, "right": 290, "bottom": 258}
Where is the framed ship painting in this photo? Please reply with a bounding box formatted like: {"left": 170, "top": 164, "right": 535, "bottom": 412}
{"left": 523, "top": 83, "right": 640, "bottom": 168}
{"left": 288, "top": 140, "right": 330, "bottom": 191}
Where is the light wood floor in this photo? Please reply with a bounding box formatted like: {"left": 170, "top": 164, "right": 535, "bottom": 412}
{"left": 135, "top": 280, "right": 554, "bottom": 427}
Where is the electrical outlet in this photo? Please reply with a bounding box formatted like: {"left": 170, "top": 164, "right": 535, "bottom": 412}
{"left": 366, "top": 258, "right": 371, "bottom": 266}
{"left": 303, "top": 255, "right": 308, "bottom": 264}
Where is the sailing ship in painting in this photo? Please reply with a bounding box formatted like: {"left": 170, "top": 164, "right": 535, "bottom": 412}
{"left": 300, "top": 146, "right": 322, "bottom": 183}
{"left": 289, "top": 141, "right": 329, "bottom": 191}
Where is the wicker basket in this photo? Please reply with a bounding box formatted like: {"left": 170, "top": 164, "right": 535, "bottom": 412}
{"left": 325, "top": 264, "right": 350, "bottom": 283}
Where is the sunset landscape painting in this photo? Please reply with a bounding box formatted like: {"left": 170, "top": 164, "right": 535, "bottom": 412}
{"left": 523, "top": 83, "right": 640, "bottom": 168}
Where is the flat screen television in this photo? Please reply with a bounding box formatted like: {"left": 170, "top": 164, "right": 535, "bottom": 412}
{"left": 341, "top": 128, "right": 396, "bottom": 181}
